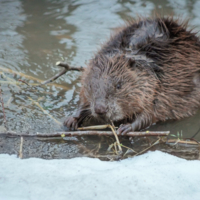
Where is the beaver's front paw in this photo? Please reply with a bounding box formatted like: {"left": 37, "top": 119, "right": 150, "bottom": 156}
{"left": 118, "top": 123, "right": 132, "bottom": 135}
{"left": 63, "top": 116, "right": 78, "bottom": 131}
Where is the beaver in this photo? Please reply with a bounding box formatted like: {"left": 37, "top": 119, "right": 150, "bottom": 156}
{"left": 64, "top": 17, "right": 200, "bottom": 135}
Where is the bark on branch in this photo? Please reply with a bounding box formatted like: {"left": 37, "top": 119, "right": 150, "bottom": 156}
{"left": 2, "top": 131, "right": 170, "bottom": 137}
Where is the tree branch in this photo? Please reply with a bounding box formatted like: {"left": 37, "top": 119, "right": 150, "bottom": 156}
{"left": 40, "top": 61, "right": 84, "bottom": 85}
{"left": 2, "top": 131, "right": 170, "bottom": 137}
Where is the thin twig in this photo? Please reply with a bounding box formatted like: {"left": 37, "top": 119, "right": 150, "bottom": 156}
{"left": 0, "top": 72, "right": 18, "bottom": 84}
{"left": 28, "top": 97, "right": 62, "bottom": 125}
{"left": 19, "top": 136, "right": 23, "bottom": 159}
{"left": 113, "top": 142, "right": 118, "bottom": 154}
{"left": 0, "top": 86, "right": 7, "bottom": 130}
{"left": 0, "top": 66, "right": 70, "bottom": 90}
{"left": 166, "top": 139, "right": 199, "bottom": 145}
{"left": 78, "top": 124, "right": 112, "bottom": 130}
{"left": 2, "top": 130, "right": 170, "bottom": 137}
{"left": 40, "top": 66, "right": 67, "bottom": 85}
{"left": 107, "top": 143, "right": 114, "bottom": 152}
{"left": 78, "top": 125, "right": 169, "bottom": 136}
{"left": 110, "top": 121, "right": 123, "bottom": 153}
{"left": 0, "top": 80, "right": 37, "bottom": 86}
{"left": 56, "top": 61, "right": 84, "bottom": 72}
{"left": 133, "top": 138, "right": 161, "bottom": 157}
{"left": 40, "top": 62, "right": 84, "bottom": 85}
{"left": 79, "top": 123, "right": 123, "bottom": 153}
{"left": 5, "top": 97, "right": 13, "bottom": 107}
{"left": 18, "top": 79, "right": 30, "bottom": 86}
{"left": 121, "top": 144, "right": 138, "bottom": 154}
{"left": 191, "top": 127, "right": 200, "bottom": 138}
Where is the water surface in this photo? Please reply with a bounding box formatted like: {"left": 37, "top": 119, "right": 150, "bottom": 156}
{"left": 0, "top": 0, "right": 200, "bottom": 159}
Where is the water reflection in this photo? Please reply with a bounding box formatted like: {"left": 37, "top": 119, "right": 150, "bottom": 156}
{"left": 0, "top": 0, "right": 27, "bottom": 68}
{"left": 0, "top": 0, "right": 200, "bottom": 141}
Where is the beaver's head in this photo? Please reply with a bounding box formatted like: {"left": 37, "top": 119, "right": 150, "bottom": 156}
{"left": 81, "top": 54, "right": 157, "bottom": 123}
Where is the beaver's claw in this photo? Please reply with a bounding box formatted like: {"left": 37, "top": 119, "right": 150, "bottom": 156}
{"left": 64, "top": 116, "right": 78, "bottom": 131}
{"left": 118, "top": 123, "right": 132, "bottom": 135}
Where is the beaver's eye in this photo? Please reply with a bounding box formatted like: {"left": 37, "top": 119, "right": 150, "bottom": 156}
{"left": 116, "top": 82, "right": 121, "bottom": 89}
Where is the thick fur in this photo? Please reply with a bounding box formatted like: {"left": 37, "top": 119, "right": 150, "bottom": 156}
{"left": 64, "top": 17, "right": 200, "bottom": 133}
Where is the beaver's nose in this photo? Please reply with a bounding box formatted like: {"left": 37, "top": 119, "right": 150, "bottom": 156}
{"left": 94, "top": 103, "right": 108, "bottom": 115}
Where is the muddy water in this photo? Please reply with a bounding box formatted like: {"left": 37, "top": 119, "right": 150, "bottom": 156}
{"left": 0, "top": 0, "right": 200, "bottom": 159}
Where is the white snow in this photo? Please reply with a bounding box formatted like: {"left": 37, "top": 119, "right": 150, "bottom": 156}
{"left": 0, "top": 151, "right": 200, "bottom": 200}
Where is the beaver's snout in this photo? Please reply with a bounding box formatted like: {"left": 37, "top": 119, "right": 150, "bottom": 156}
{"left": 94, "top": 102, "right": 108, "bottom": 115}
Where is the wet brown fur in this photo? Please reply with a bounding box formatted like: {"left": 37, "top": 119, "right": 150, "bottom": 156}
{"left": 64, "top": 16, "right": 200, "bottom": 132}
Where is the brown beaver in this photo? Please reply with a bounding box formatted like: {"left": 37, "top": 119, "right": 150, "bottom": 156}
{"left": 64, "top": 17, "right": 200, "bottom": 135}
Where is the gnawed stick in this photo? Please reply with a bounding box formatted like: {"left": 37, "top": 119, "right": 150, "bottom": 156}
{"left": 78, "top": 125, "right": 113, "bottom": 130}
{"left": 40, "top": 62, "right": 84, "bottom": 85}
{"left": 2, "top": 131, "right": 170, "bottom": 137}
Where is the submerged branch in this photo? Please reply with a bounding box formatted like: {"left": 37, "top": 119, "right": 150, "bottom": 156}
{"left": 166, "top": 139, "right": 199, "bottom": 145}
{"left": 28, "top": 97, "right": 62, "bottom": 125}
{"left": 133, "top": 138, "right": 161, "bottom": 157}
{"left": 0, "top": 66, "right": 70, "bottom": 90}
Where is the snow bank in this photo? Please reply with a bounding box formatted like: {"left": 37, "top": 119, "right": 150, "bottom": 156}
{"left": 0, "top": 151, "right": 200, "bottom": 200}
